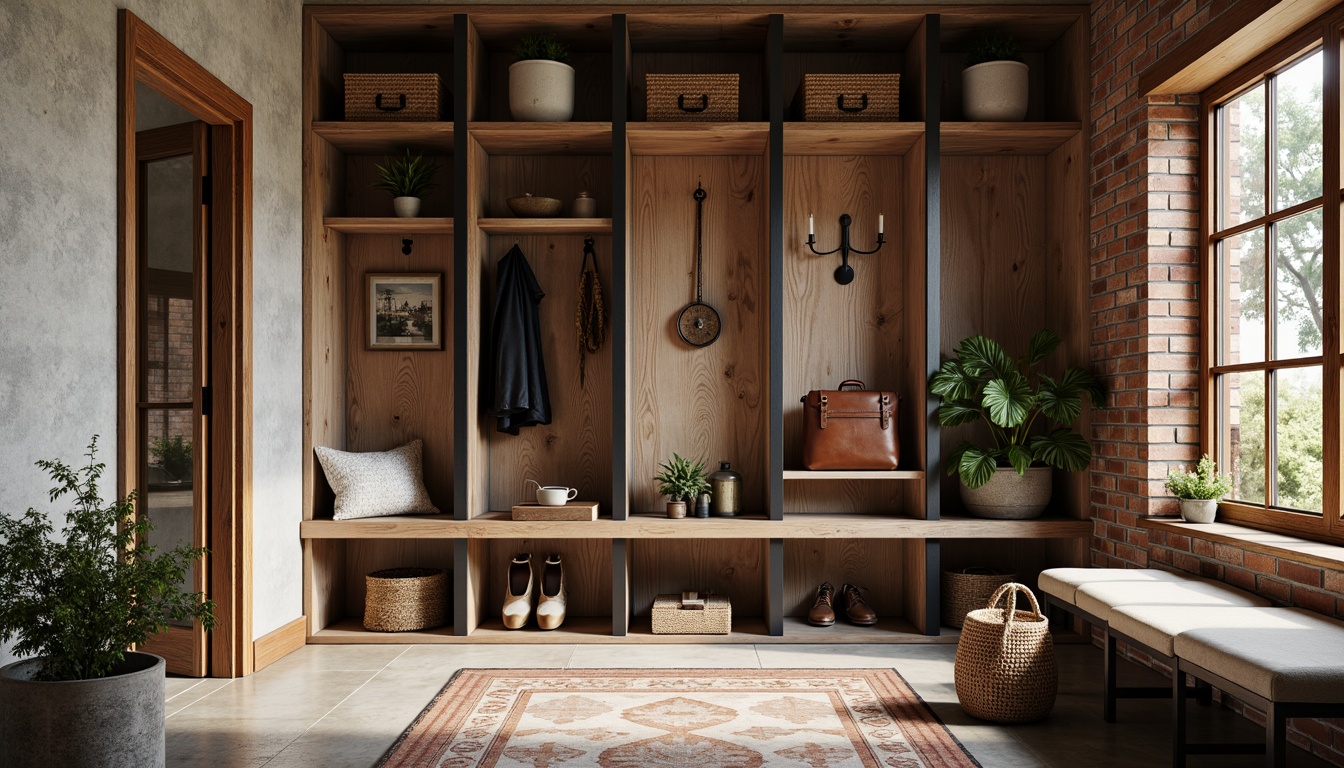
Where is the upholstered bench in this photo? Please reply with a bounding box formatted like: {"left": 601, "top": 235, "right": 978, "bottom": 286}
{"left": 1039, "top": 567, "right": 1190, "bottom": 626}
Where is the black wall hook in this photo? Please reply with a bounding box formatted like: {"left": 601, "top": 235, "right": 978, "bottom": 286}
{"left": 401, "top": 238, "right": 413, "bottom": 256}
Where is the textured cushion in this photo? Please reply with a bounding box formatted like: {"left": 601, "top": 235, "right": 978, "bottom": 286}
{"left": 315, "top": 440, "right": 439, "bottom": 520}
{"left": 1074, "top": 579, "right": 1270, "bottom": 624}
{"left": 1110, "top": 605, "right": 1295, "bottom": 658}
{"left": 1174, "top": 609, "right": 1344, "bottom": 702}
{"left": 1038, "top": 567, "right": 1190, "bottom": 606}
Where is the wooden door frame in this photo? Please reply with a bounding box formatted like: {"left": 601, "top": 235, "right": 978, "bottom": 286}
{"left": 118, "top": 9, "right": 254, "bottom": 678}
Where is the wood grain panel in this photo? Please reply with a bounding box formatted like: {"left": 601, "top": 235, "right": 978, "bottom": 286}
{"left": 306, "top": 538, "right": 346, "bottom": 634}
{"left": 465, "top": 137, "right": 490, "bottom": 518}
{"left": 346, "top": 154, "right": 453, "bottom": 218}
{"left": 1044, "top": 18, "right": 1087, "bottom": 123}
{"left": 631, "top": 539, "right": 766, "bottom": 617}
{"left": 783, "top": 539, "right": 905, "bottom": 618}
{"left": 324, "top": 217, "right": 453, "bottom": 235}
{"left": 632, "top": 53, "right": 766, "bottom": 121}
{"left": 902, "top": 17, "right": 928, "bottom": 122}
{"left": 253, "top": 616, "right": 307, "bottom": 671}
{"left": 344, "top": 234, "right": 455, "bottom": 511}
{"left": 343, "top": 539, "right": 455, "bottom": 617}
{"left": 902, "top": 539, "right": 928, "bottom": 632}
{"left": 478, "top": 219, "right": 612, "bottom": 235}
{"left": 486, "top": 155, "right": 612, "bottom": 219}
{"left": 312, "top": 122, "right": 454, "bottom": 154}
{"left": 470, "top": 123, "right": 613, "bottom": 155}
{"left": 631, "top": 155, "right": 767, "bottom": 514}
{"left": 484, "top": 234, "right": 614, "bottom": 513}
{"left": 484, "top": 539, "right": 612, "bottom": 619}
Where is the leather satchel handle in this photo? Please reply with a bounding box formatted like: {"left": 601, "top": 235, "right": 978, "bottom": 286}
{"left": 836, "top": 93, "right": 869, "bottom": 113}
{"left": 677, "top": 94, "right": 709, "bottom": 113}
{"left": 375, "top": 93, "right": 407, "bottom": 112}
{"left": 838, "top": 379, "right": 865, "bottom": 390}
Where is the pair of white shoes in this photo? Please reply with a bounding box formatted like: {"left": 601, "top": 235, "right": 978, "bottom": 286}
{"left": 503, "top": 553, "right": 567, "bottom": 630}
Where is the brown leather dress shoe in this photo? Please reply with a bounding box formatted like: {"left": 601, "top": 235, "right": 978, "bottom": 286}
{"left": 840, "top": 583, "right": 878, "bottom": 626}
{"left": 808, "top": 582, "right": 836, "bottom": 627}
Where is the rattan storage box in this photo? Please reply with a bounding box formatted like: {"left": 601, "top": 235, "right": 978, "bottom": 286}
{"left": 646, "top": 74, "right": 739, "bottom": 121}
{"left": 363, "top": 567, "right": 449, "bottom": 632}
{"left": 651, "top": 593, "right": 732, "bottom": 634}
{"left": 344, "top": 73, "right": 445, "bottom": 121}
{"left": 795, "top": 74, "right": 900, "bottom": 121}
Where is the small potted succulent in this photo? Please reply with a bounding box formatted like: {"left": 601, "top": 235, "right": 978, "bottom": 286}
{"left": 1164, "top": 455, "right": 1233, "bottom": 524}
{"left": 374, "top": 148, "right": 439, "bottom": 218}
{"left": 962, "top": 29, "right": 1028, "bottom": 121}
{"left": 654, "top": 453, "right": 710, "bottom": 519}
{"left": 510, "top": 33, "right": 574, "bottom": 122}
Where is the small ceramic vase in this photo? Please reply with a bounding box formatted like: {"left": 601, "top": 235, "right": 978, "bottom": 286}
{"left": 392, "top": 196, "right": 421, "bottom": 218}
{"left": 666, "top": 501, "right": 687, "bottom": 519}
{"left": 572, "top": 191, "right": 597, "bottom": 218}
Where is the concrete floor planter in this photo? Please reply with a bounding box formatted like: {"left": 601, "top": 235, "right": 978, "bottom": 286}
{"left": 0, "top": 652, "right": 166, "bottom": 768}
{"left": 960, "top": 466, "right": 1052, "bottom": 519}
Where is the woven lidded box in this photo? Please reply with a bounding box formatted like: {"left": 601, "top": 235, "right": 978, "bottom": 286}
{"left": 363, "top": 567, "right": 449, "bottom": 632}
{"left": 651, "top": 593, "right": 732, "bottom": 634}
{"left": 646, "top": 74, "right": 739, "bottom": 121}
{"left": 344, "top": 73, "right": 445, "bottom": 121}
{"left": 795, "top": 74, "right": 900, "bottom": 122}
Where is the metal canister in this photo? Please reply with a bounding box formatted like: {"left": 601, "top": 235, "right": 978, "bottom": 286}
{"left": 572, "top": 191, "right": 597, "bottom": 218}
{"left": 709, "top": 461, "right": 741, "bottom": 517}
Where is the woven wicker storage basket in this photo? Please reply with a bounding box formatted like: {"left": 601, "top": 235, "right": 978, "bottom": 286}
{"left": 796, "top": 74, "right": 900, "bottom": 122}
{"left": 344, "top": 74, "right": 444, "bottom": 121}
{"left": 646, "top": 74, "right": 739, "bottom": 121}
{"left": 363, "top": 567, "right": 449, "bottom": 632}
{"left": 651, "top": 593, "right": 732, "bottom": 634}
{"left": 954, "top": 583, "right": 1057, "bottom": 723}
{"left": 941, "top": 567, "right": 1017, "bottom": 628}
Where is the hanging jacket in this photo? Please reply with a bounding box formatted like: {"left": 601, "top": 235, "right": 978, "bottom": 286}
{"left": 486, "top": 244, "right": 551, "bottom": 434}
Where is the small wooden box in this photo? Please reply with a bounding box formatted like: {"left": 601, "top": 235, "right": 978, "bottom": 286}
{"left": 344, "top": 73, "right": 445, "bottom": 121}
{"left": 646, "top": 74, "right": 739, "bottom": 121}
{"left": 795, "top": 74, "right": 900, "bottom": 122}
{"left": 511, "top": 501, "right": 599, "bottom": 521}
{"left": 651, "top": 593, "right": 732, "bottom": 635}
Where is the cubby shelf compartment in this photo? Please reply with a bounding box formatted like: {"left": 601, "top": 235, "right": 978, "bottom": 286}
{"left": 782, "top": 470, "right": 924, "bottom": 480}
{"left": 476, "top": 218, "right": 612, "bottom": 235}
{"left": 940, "top": 122, "right": 1082, "bottom": 155}
{"left": 312, "top": 121, "right": 455, "bottom": 154}
{"left": 469, "top": 122, "right": 613, "bottom": 155}
{"left": 782, "top": 123, "right": 924, "bottom": 156}
{"left": 322, "top": 217, "right": 454, "bottom": 234}
{"left": 627, "top": 123, "right": 770, "bottom": 155}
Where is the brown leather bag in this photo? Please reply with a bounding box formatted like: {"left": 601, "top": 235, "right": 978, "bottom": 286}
{"left": 800, "top": 380, "right": 900, "bottom": 470}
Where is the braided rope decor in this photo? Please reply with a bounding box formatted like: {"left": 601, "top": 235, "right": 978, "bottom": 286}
{"left": 364, "top": 568, "right": 449, "bottom": 632}
{"left": 576, "top": 237, "right": 606, "bottom": 386}
{"left": 953, "top": 582, "right": 1057, "bottom": 723}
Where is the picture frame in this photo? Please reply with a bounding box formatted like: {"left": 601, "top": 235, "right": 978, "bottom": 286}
{"left": 366, "top": 272, "right": 442, "bottom": 350}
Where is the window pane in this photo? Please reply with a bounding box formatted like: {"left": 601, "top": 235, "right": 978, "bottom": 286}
{"left": 1274, "top": 51, "right": 1324, "bottom": 211}
{"left": 1220, "top": 371, "right": 1266, "bottom": 505}
{"left": 1219, "top": 229, "right": 1266, "bottom": 365}
{"left": 1272, "top": 366, "right": 1323, "bottom": 513}
{"left": 1272, "top": 208, "right": 1324, "bottom": 358}
{"left": 1219, "top": 84, "right": 1265, "bottom": 229}
{"left": 144, "top": 408, "right": 196, "bottom": 626}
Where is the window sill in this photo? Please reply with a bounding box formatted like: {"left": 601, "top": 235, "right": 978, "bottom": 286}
{"left": 1139, "top": 517, "right": 1344, "bottom": 571}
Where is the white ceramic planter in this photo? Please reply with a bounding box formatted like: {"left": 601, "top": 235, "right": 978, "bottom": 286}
{"left": 509, "top": 59, "right": 576, "bottom": 122}
{"left": 392, "top": 196, "right": 421, "bottom": 218}
{"left": 963, "top": 60, "right": 1029, "bottom": 121}
{"left": 960, "top": 466, "right": 1052, "bottom": 519}
{"left": 1179, "top": 499, "right": 1218, "bottom": 524}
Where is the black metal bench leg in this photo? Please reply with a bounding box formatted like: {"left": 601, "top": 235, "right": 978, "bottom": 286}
{"left": 1266, "top": 704, "right": 1286, "bottom": 768}
{"left": 1174, "top": 663, "right": 1188, "bottom": 768}
{"left": 1104, "top": 631, "right": 1118, "bottom": 723}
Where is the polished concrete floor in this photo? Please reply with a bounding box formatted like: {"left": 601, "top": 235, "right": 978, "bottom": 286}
{"left": 164, "top": 642, "right": 1332, "bottom": 767}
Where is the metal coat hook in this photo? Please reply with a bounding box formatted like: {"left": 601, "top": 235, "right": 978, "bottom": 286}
{"left": 401, "top": 238, "right": 414, "bottom": 256}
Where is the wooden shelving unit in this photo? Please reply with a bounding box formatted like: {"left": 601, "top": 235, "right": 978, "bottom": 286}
{"left": 302, "top": 5, "right": 1092, "bottom": 646}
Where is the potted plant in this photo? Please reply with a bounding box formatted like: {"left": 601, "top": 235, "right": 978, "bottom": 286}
{"left": 510, "top": 33, "right": 574, "bottom": 122}
{"left": 149, "top": 433, "right": 192, "bottom": 484}
{"left": 0, "top": 438, "right": 215, "bottom": 768}
{"left": 1164, "top": 455, "right": 1233, "bottom": 524}
{"left": 654, "top": 453, "right": 710, "bottom": 519}
{"left": 930, "top": 330, "right": 1103, "bottom": 519}
{"left": 962, "top": 29, "right": 1028, "bottom": 121}
{"left": 374, "top": 148, "right": 439, "bottom": 218}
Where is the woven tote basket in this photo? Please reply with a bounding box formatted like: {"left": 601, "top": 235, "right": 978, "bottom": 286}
{"left": 363, "top": 567, "right": 449, "bottom": 632}
{"left": 941, "top": 567, "right": 1017, "bottom": 628}
{"left": 796, "top": 74, "right": 900, "bottom": 121}
{"left": 344, "top": 73, "right": 444, "bottom": 121}
{"left": 646, "top": 74, "right": 739, "bottom": 121}
{"left": 953, "top": 582, "right": 1057, "bottom": 723}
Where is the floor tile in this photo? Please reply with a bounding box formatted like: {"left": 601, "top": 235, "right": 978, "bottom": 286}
{"left": 566, "top": 643, "right": 762, "bottom": 669}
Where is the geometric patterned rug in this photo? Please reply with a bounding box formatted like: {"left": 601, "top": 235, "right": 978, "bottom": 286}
{"left": 377, "top": 669, "right": 981, "bottom": 767}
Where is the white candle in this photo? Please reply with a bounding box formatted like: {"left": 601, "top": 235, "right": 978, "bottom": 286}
{"left": 878, "top": 214, "right": 884, "bottom": 235}
{"left": 808, "top": 214, "right": 814, "bottom": 236}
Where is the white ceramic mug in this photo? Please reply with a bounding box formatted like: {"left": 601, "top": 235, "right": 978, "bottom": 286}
{"left": 528, "top": 480, "right": 578, "bottom": 506}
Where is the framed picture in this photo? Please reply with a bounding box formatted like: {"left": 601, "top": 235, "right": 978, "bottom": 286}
{"left": 366, "top": 273, "right": 442, "bottom": 350}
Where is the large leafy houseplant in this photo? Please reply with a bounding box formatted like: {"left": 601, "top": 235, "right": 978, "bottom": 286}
{"left": 0, "top": 437, "right": 215, "bottom": 681}
{"left": 930, "top": 330, "right": 1104, "bottom": 490}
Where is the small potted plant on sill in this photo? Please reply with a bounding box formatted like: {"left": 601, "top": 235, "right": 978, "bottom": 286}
{"left": 0, "top": 437, "right": 215, "bottom": 768}
{"left": 962, "top": 29, "right": 1028, "bottom": 121}
{"left": 1164, "top": 455, "right": 1233, "bottom": 524}
{"left": 510, "top": 33, "right": 574, "bottom": 122}
{"left": 374, "top": 148, "right": 439, "bottom": 218}
{"left": 654, "top": 453, "right": 710, "bottom": 519}
{"left": 930, "top": 329, "right": 1104, "bottom": 519}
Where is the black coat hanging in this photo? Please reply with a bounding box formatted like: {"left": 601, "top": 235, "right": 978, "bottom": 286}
{"left": 486, "top": 244, "right": 551, "bottom": 434}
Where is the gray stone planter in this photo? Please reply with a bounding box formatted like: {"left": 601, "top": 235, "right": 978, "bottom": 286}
{"left": 1179, "top": 498, "right": 1218, "bottom": 524}
{"left": 0, "top": 651, "right": 165, "bottom": 768}
{"left": 960, "top": 466, "right": 1052, "bottom": 519}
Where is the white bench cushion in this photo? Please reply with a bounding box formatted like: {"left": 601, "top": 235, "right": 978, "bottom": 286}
{"left": 1075, "top": 579, "right": 1270, "bottom": 624}
{"left": 1038, "top": 567, "right": 1191, "bottom": 606}
{"left": 1173, "top": 608, "right": 1344, "bottom": 703}
{"left": 1110, "top": 605, "right": 1295, "bottom": 658}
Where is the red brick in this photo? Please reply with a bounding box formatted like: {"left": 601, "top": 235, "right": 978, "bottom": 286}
{"left": 1244, "top": 551, "right": 1275, "bottom": 574}
{"left": 1279, "top": 560, "right": 1324, "bottom": 588}
{"left": 1294, "top": 588, "right": 1337, "bottom": 617}
{"left": 1258, "top": 577, "right": 1292, "bottom": 604}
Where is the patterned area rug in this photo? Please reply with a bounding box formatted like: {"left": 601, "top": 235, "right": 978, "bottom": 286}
{"left": 377, "top": 669, "right": 980, "bottom": 768}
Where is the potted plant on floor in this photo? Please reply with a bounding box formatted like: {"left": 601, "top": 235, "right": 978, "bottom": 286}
{"left": 962, "top": 29, "right": 1029, "bottom": 121}
{"left": 510, "top": 33, "right": 574, "bottom": 122}
{"left": 654, "top": 453, "right": 710, "bottom": 519}
{"left": 1164, "top": 455, "right": 1233, "bottom": 524}
{"left": 0, "top": 437, "right": 215, "bottom": 768}
{"left": 930, "top": 329, "right": 1103, "bottom": 519}
{"left": 374, "top": 148, "right": 439, "bottom": 218}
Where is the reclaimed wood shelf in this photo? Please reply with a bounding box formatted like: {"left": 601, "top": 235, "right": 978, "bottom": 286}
{"left": 469, "top": 122, "right": 613, "bottom": 154}
{"left": 783, "top": 122, "right": 924, "bottom": 156}
{"left": 476, "top": 218, "right": 612, "bottom": 235}
{"left": 627, "top": 122, "right": 770, "bottom": 155}
{"left": 322, "top": 217, "right": 454, "bottom": 234}
{"left": 311, "top": 121, "right": 454, "bottom": 154}
{"left": 939, "top": 122, "right": 1083, "bottom": 155}
{"left": 782, "top": 470, "right": 924, "bottom": 480}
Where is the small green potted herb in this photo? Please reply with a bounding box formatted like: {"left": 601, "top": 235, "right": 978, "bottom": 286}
{"left": 654, "top": 453, "right": 710, "bottom": 519}
{"left": 962, "top": 29, "right": 1028, "bottom": 121}
{"left": 374, "top": 148, "right": 439, "bottom": 218}
{"left": 510, "top": 33, "right": 574, "bottom": 122}
{"left": 1164, "top": 455, "right": 1233, "bottom": 524}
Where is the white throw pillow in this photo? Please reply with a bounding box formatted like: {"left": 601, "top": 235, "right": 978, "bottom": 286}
{"left": 314, "top": 440, "right": 440, "bottom": 520}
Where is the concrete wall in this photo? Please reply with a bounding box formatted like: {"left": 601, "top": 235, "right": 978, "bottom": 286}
{"left": 0, "top": 0, "right": 303, "bottom": 667}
